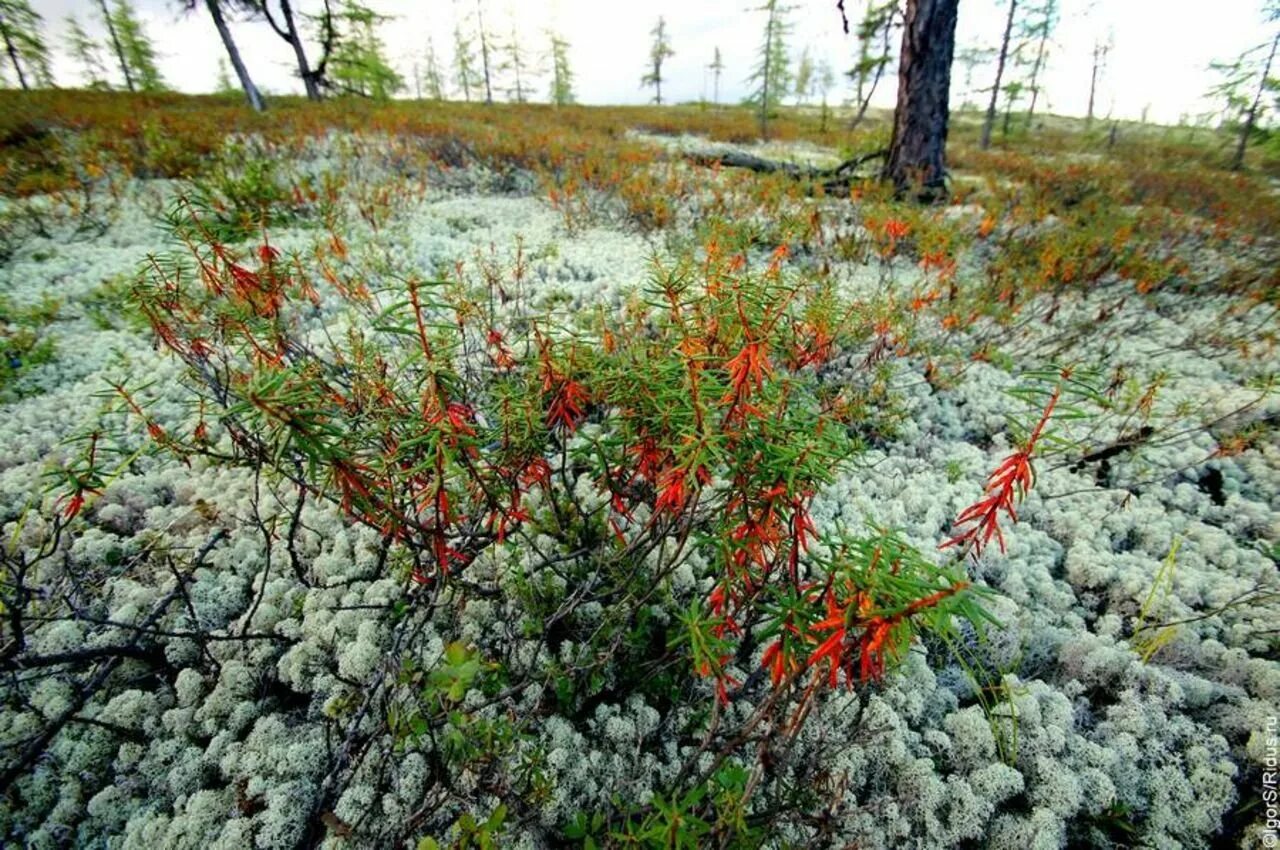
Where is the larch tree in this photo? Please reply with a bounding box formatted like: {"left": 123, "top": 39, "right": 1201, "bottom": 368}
{"left": 1085, "top": 35, "right": 1109, "bottom": 127}
{"left": 880, "top": 0, "right": 960, "bottom": 200}
{"left": 185, "top": 0, "right": 265, "bottom": 111}
{"left": 66, "top": 14, "right": 111, "bottom": 90}
{"left": 474, "top": 0, "right": 493, "bottom": 104}
{"left": 745, "top": 0, "right": 793, "bottom": 138}
{"left": 816, "top": 57, "right": 835, "bottom": 130}
{"left": 708, "top": 46, "right": 724, "bottom": 105}
{"left": 793, "top": 46, "right": 813, "bottom": 105}
{"left": 453, "top": 23, "right": 478, "bottom": 102}
{"left": 215, "top": 57, "right": 236, "bottom": 92}
{"left": 640, "top": 16, "right": 674, "bottom": 105}
{"left": 980, "top": 0, "right": 1017, "bottom": 149}
{"left": 548, "top": 31, "right": 574, "bottom": 105}
{"left": 1022, "top": 0, "right": 1057, "bottom": 125}
{"left": 420, "top": 36, "right": 445, "bottom": 100}
{"left": 0, "top": 0, "right": 52, "bottom": 90}
{"left": 499, "top": 24, "right": 530, "bottom": 103}
{"left": 954, "top": 45, "right": 995, "bottom": 110}
{"left": 112, "top": 0, "right": 165, "bottom": 92}
{"left": 1211, "top": 1, "right": 1280, "bottom": 170}
{"left": 327, "top": 1, "right": 402, "bottom": 99}
{"left": 96, "top": 0, "right": 133, "bottom": 91}
{"left": 846, "top": 0, "right": 899, "bottom": 129}
{"left": 999, "top": 75, "right": 1025, "bottom": 137}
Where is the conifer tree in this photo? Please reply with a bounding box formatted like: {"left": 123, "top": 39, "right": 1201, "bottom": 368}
{"left": 980, "top": 0, "right": 1018, "bottom": 148}
{"left": 708, "top": 46, "right": 724, "bottom": 105}
{"left": 1022, "top": 0, "right": 1057, "bottom": 124}
{"left": 548, "top": 31, "right": 573, "bottom": 105}
{"left": 0, "top": 0, "right": 52, "bottom": 90}
{"left": 793, "top": 45, "right": 813, "bottom": 105}
{"left": 215, "top": 57, "right": 236, "bottom": 93}
{"left": 640, "top": 16, "right": 674, "bottom": 105}
{"left": 1211, "top": 1, "right": 1280, "bottom": 170}
{"left": 474, "top": 0, "right": 493, "bottom": 104}
{"left": 327, "top": 1, "right": 402, "bottom": 99}
{"left": 1085, "top": 34, "right": 1116, "bottom": 126}
{"left": 421, "top": 36, "right": 445, "bottom": 100}
{"left": 847, "top": 0, "right": 899, "bottom": 129}
{"left": 816, "top": 57, "right": 835, "bottom": 130}
{"left": 66, "top": 14, "right": 111, "bottom": 90}
{"left": 453, "top": 23, "right": 478, "bottom": 101}
{"left": 499, "top": 24, "right": 529, "bottom": 103}
{"left": 744, "top": 0, "right": 792, "bottom": 137}
{"left": 1000, "top": 76, "right": 1025, "bottom": 137}
{"left": 112, "top": 0, "right": 164, "bottom": 92}
{"left": 1085, "top": 35, "right": 1110, "bottom": 128}
{"left": 96, "top": 0, "right": 133, "bottom": 91}
{"left": 954, "top": 45, "right": 995, "bottom": 110}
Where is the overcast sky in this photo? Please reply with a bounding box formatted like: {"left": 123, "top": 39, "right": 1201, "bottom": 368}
{"left": 35, "top": 0, "right": 1273, "bottom": 124}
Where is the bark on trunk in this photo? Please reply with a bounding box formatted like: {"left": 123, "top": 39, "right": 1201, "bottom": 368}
{"left": 279, "top": 0, "right": 320, "bottom": 101}
{"left": 98, "top": 0, "right": 135, "bottom": 92}
{"left": 981, "top": 0, "right": 1017, "bottom": 149}
{"left": 205, "top": 0, "right": 265, "bottom": 112}
{"left": 883, "top": 0, "right": 959, "bottom": 201}
{"left": 1231, "top": 30, "right": 1279, "bottom": 171}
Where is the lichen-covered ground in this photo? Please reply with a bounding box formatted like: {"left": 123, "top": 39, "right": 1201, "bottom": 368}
{"left": 1, "top": 100, "right": 1278, "bottom": 849}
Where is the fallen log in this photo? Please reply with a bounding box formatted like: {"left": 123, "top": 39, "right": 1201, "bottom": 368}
{"left": 684, "top": 148, "right": 889, "bottom": 193}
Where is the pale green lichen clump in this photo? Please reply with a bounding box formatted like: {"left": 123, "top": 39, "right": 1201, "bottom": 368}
{"left": 0, "top": 125, "right": 1276, "bottom": 849}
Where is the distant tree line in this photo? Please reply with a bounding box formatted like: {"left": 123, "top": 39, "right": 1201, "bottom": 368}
{"left": 0, "top": 0, "right": 1276, "bottom": 184}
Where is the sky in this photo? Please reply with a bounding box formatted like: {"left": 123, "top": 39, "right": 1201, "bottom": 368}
{"left": 34, "top": 0, "right": 1274, "bottom": 124}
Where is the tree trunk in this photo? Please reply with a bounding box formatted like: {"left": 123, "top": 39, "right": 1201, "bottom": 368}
{"left": 205, "top": 0, "right": 265, "bottom": 111}
{"left": 279, "top": 0, "right": 320, "bottom": 101}
{"left": 760, "top": 13, "right": 773, "bottom": 137}
{"left": 477, "top": 2, "right": 492, "bottom": 104}
{"left": 1231, "top": 30, "right": 1279, "bottom": 170}
{"left": 883, "top": 0, "right": 958, "bottom": 201}
{"left": 0, "top": 14, "right": 29, "bottom": 91}
{"left": 981, "top": 0, "right": 1017, "bottom": 149}
{"left": 98, "top": 0, "right": 135, "bottom": 92}
{"left": 513, "top": 51, "right": 524, "bottom": 102}
{"left": 1086, "top": 41, "right": 1102, "bottom": 129}
{"left": 1027, "top": 30, "right": 1047, "bottom": 125}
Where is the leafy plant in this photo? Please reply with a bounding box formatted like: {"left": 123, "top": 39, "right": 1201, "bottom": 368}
{"left": 0, "top": 293, "right": 59, "bottom": 398}
{"left": 418, "top": 804, "right": 507, "bottom": 850}
{"left": 427, "top": 642, "right": 488, "bottom": 704}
